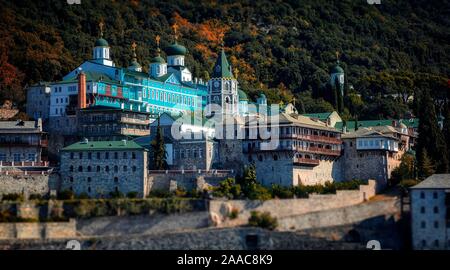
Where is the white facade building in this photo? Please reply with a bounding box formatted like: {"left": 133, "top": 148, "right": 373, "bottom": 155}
{"left": 410, "top": 174, "right": 450, "bottom": 250}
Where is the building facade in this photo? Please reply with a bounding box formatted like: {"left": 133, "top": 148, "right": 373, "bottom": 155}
{"left": 26, "top": 82, "right": 51, "bottom": 122}
{"left": 77, "top": 106, "right": 152, "bottom": 141}
{"left": 60, "top": 140, "right": 149, "bottom": 198}
{"left": 242, "top": 112, "right": 342, "bottom": 186}
{"left": 341, "top": 125, "right": 412, "bottom": 189}
{"left": 410, "top": 174, "right": 450, "bottom": 250}
{"left": 0, "top": 119, "right": 48, "bottom": 163}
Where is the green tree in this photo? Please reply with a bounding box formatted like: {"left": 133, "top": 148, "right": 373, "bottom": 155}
{"left": 418, "top": 149, "right": 435, "bottom": 179}
{"left": 151, "top": 117, "right": 168, "bottom": 170}
{"left": 417, "top": 89, "right": 448, "bottom": 174}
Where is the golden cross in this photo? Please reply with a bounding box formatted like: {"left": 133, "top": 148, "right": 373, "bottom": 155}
{"left": 172, "top": 23, "right": 179, "bottom": 41}
{"left": 336, "top": 51, "right": 340, "bottom": 62}
{"left": 292, "top": 97, "right": 296, "bottom": 106}
{"left": 233, "top": 67, "right": 239, "bottom": 79}
{"left": 155, "top": 35, "right": 160, "bottom": 47}
{"left": 99, "top": 20, "right": 105, "bottom": 37}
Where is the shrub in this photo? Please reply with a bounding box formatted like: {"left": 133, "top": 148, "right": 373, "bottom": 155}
{"left": 186, "top": 189, "right": 201, "bottom": 198}
{"left": 228, "top": 208, "right": 239, "bottom": 219}
{"left": 399, "top": 179, "right": 420, "bottom": 189}
{"left": 246, "top": 183, "right": 271, "bottom": 200}
{"left": 1, "top": 193, "right": 25, "bottom": 202}
{"left": 109, "top": 190, "right": 125, "bottom": 199}
{"left": 271, "top": 184, "right": 294, "bottom": 199}
{"left": 127, "top": 192, "right": 139, "bottom": 199}
{"left": 213, "top": 178, "right": 241, "bottom": 199}
{"left": 148, "top": 189, "right": 173, "bottom": 198}
{"left": 28, "top": 194, "right": 43, "bottom": 201}
{"left": 174, "top": 187, "right": 187, "bottom": 198}
{"left": 58, "top": 190, "right": 75, "bottom": 200}
{"left": 292, "top": 185, "right": 309, "bottom": 198}
{"left": 248, "top": 211, "right": 278, "bottom": 230}
{"left": 77, "top": 192, "right": 90, "bottom": 199}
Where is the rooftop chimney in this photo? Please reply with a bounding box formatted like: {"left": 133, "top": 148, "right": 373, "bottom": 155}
{"left": 78, "top": 71, "right": 87, "bottom": 109}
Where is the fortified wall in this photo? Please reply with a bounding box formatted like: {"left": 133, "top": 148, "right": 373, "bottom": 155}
{"left": 0, "top": 219, "right": 76, "bottom": 240}
{"left": 147, "top": 170, "right": 234, "bottom": 192}
{"left": 209, "top": 180, "right": 377, "bottom": 227}
{"left": 0, "top": 172, "right": 59, "bottom": 198}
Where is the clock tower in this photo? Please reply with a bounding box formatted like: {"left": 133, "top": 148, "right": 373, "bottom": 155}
{"left": 207, "top": 47, "right": 239, "bottom": 119}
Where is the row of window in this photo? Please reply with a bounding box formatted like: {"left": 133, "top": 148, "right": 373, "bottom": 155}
{"left": 419, "top": 191, "right": 439, "bottom": 199}
{"left": 419, "top": 206, "right": 440, "bottom": 214}
{"left": 69, "top": 152, "right": 137, "bottom": 160}
{"left": 145, "top": 89, "right": 196, "bottom": 107}
{"left": 420, "top": 239, "right": 449, "bottom": 249}
{"left": 0, "top": 153, "right": 37, "bottom": 162}
{"left": 68, "top": 186, "right": 120, "bottom": 194}
{"left": 68, "top": 176, "right": 121, "bottom": 183}
{"left": 174, "top": 148, "right": 207, "bottom": 159}
{"left": 69, "top": 165, "right": 137, "bottom": 173}
{"left": 419, "top": 220, "right": 446, "bottom": 229}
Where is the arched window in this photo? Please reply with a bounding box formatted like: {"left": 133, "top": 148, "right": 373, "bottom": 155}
{"left": 123, "top": 166, "right": 127, "bottom": 172}
{"left": 132, "top": 166, "right": 137, "bottom": 172}
{"left": 96, "top": 166, "right": 100, "bottom": 172}
{"left": 87, "top": 166, "right": 91, "bottom": 172}
{"left": 69, "top": 166, "right": 74, "bottom": 172}
{"left": 87, "top": 177, "right": 91, "bottom": 182}
{"left": 105, "top": 166, "right": 109, "bottom": 172}
{"left": 114, "top": 177, "right": 118, "bottom": 183}
{"left": 114, "top": 165, "right": 118, "bottom": 173}
{"left": 78, "top": 166, "right": 83, "bottom": 172}
{"left": 114, "top": 152, "right": 118, "bottom": 159}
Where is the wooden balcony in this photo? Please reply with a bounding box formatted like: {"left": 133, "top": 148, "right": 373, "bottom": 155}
{"left": 0, "top": 139, "right": 48, "bottom": 147}
{"left": 280, "top": 134, "right": 341, "bottom": 144}
{"left": 293, "top": 158, "right": 320, "bottom": 166}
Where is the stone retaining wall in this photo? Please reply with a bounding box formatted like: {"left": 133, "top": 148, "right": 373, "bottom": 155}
{"left": 0, "top": 173, "right": 59, "bottom": 198}
{"left": 209, "top": 180, "right": 377, "bottom": 227}
{"left": 0, "top": 219, "right": 76, "bottom": 240}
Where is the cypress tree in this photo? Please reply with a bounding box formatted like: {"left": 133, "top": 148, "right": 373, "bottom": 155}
{"left": 335, "top": 77, "right": 344, "bottom": 113}
{"left": 417, "top": 89, "right": 448, "bottom": 174}
{"left": 418, "top": 149, "right": 435, "bottom": 179}
{"left": 151, "top": 117, "right": 167, "bottom": 170}
{"left": 443, "top": 102, "right": 450, "bottom": 164}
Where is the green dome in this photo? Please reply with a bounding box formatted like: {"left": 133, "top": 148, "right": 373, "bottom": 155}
{"left": 95, "top": 38, "right": 109, "bottom": 47}
{"left": 129, "top": 60, "right": 141, "bottom": 68}
{"left": 165, "top": 42, "right": 187, "bottom": 56}
{"left": 151, "top": 55, "right": 166, "bottom": 64}
{"left": 238, "top": 89, "right": 249, "bottom": 101}
{"left": 330, "top": 64, "right": 344, "bottom": 74}
{"left": 259, "top": 93, "right": 267, "bottom": 99}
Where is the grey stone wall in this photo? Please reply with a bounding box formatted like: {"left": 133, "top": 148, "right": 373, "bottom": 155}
{"left": 341, "top": 138, "right": 388, "bottom": 190}
{"left": 0, "top": 173, "right": 59, "bottom": 198}
{"left": 148, "top": 171, "right": 233, "bottom": 192}
{"left": 0, "top": 227, "right": 365, "bottom": 250}
{"left": 248, "top": 151, "right": 342, "bottom": 187}
{"left": 172, "top": 140, "right": 217, "bottom": 170}
{"left": 209, "top": 180, "right": 377, "bottom": 227}
{"left": 278, "top": 197, "right": 400, "bottom": 231}
{"left": 60, "top": 150, "right": 148, "bottom": 198}
{"left": 0, "top": 220, "right": 76, "bottom": 240}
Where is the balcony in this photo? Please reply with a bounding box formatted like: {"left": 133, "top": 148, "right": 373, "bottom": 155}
{"left": 293, "top": 158, "right": 320, "bottom": 166}
{"left": 0, "top": 161, "right": 49, "bottom": 167}
{"left": 0, "top": 139, "right": 48, "bottom": 147}
{"left": 244, "top": 145, "right": 341, "bottom": 156}
{"left": 278, "top": 134, "right": 341, "bottom": 144}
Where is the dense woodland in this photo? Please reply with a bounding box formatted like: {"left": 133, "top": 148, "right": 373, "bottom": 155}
{"left": 0, "top": 0, "right": 449, "bottom": 175}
